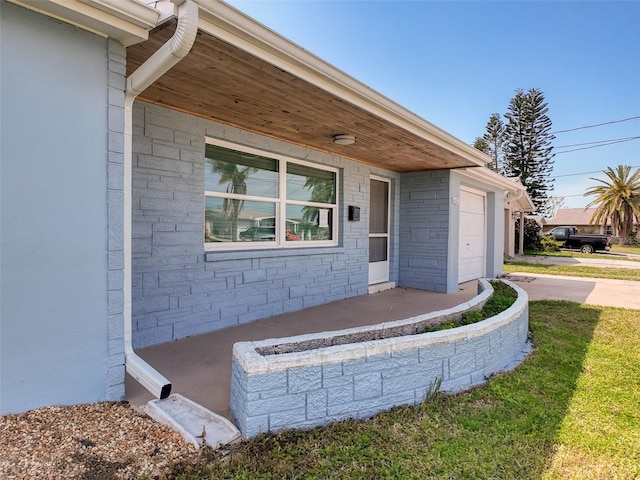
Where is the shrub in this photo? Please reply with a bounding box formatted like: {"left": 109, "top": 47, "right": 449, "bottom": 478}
{"left": 515, "top": 217, "right": 543, "bottom": 252}
{"left": 422, "top": 281, "right": 517, "bottom": 332}
{"left": 539, "top": 234, "right": 562, "bottom": 252}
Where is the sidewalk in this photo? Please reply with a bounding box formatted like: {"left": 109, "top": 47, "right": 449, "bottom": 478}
{"left": 512, "top": 253, "right": 640, "bottom": 269}
{"left": 126, "top": 281, "right": 479, "bottom": 421}
{"left": 506, "top": 253, "right": 640, "bottom": 309}
{"left": 503, "top": 273, "right": 640, "bottom": 309}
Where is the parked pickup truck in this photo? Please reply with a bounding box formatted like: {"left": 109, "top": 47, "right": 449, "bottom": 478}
{"left": 546, "top": 226, "right": 611, "bottom": 254}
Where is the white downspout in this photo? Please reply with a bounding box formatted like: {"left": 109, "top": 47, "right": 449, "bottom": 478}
{"left": 124, "top": 0, "right": 199, "bottom": 399}
{"left": 506, "top": 189, "right": 524, "bottom": 203}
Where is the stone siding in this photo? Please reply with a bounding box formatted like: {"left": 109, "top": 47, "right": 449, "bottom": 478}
{"left": 230, "top": 279, "right": 530, "bottom": 438}
{"left": 132, "top": 102, "right": 400, "bottom": 348}
{"left": 399, "top": 170, "right": 451, "bottom": 292}
{"left": 106, "top": 38, "right": 126, "bottom": 400}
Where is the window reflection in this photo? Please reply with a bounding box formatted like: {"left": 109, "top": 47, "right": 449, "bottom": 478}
{"left": 204, "top": 143, "right": 337, "bottom": 247}
{"left": 205, "top": 197, "right": 276, "bottom": 243}
{"left": 205, "top": 145, "right": 278, "bottom": 198}
{"left": 287, "top": 163, "right": 336, "bottom": 203}
{"left": 285, "top": 205, "right": 332, "bottom": 241}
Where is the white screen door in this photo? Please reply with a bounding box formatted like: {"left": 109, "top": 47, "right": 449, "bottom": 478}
{"left": 369, "top": 177, "right": 390, "bottom": 285}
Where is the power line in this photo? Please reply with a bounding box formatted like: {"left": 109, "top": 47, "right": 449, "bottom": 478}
{"left": 555, "top": 136, "right": 640, "bottom": 149}
{"left": 555, "top": 137, "right": 640, "bottom": 154}
{"left": 552, "top": 116, "right": 640, "bottom": 134}
{"left": 554, "top": 165, "right": 640, "bottom": 178}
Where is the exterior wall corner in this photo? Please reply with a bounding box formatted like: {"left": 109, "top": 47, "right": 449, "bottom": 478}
{"left": 106, "top": 37, "right": 127, "bottom": 401}
{"left": 398, "top": 170, "right": 452, "bottom": 293}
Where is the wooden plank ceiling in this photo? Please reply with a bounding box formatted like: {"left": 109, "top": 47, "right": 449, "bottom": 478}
{"left": 126, "top": 22, "right": 479, "bottom": 173}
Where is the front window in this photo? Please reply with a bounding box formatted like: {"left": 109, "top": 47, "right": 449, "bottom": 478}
{"left": 204, "top": 140, "right": 338, "bottom": 249}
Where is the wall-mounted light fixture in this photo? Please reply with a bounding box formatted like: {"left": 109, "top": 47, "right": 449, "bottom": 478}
{"left": 348, "top": 205, "right": 360, "bottom": 221}
{"left": 333, "top": 134, "right": 356, "bottom": 145}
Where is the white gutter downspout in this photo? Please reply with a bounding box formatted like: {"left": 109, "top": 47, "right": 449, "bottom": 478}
{"left": 506, "top": 189, "right": 524, "bottom": 204}
{"left": 123, "top": 0, "right": 198, "bottom": 399}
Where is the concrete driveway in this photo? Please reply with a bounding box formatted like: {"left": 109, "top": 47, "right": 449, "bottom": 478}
{"left": 504, "top": 254, "right": 640, "bottom": 309}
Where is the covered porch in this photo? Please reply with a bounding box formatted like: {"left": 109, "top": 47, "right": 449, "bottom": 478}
{"left": 126, "top": 282, "right": 478, "bottom": 422}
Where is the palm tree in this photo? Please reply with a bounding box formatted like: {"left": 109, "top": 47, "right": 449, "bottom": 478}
{"left": 300, "top": 175, "right": 336, "bottom": 240}
{"left": 209, "top": 158, "right": 257, "bottom": 240}
{"left": 584, "top": 165, "right": 640, "bottom": 245}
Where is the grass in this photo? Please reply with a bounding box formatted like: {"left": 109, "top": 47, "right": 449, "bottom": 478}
{"left": 165, "top": 302, "right": 640, "bottom": 480}
{"left": 521, "top": 245, "right": 640, "bottom": 262}
{"left": 422, "top": 280, "right": 517, "bottom": 332}
{"left": 522, "top": 250, "right": 600, "bottom": 259}
{"left": 610, "top": 243, "right": 640, "bottom": 256}
{"left": 522, "top": 250, "right": 640, "bottom": 262}
{"left": 503, "top": 262, "right": 640, "bottom": 281}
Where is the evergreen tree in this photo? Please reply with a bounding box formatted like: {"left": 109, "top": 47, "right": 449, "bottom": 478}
{"left": 503, "top": 88, "right": 555, "bottom": 216}
{"left": 482, "top": 113, "right": 506, "bottom": 173}
{"left": 472, "top": 136, "right": 489, "bottom": 155}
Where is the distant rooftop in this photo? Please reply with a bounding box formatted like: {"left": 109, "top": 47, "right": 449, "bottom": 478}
{"left": 545, "top": 208, "right": 598, "bottom": 226}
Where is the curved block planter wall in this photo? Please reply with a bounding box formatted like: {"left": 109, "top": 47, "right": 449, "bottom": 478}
{"left": 230, "top": 279, "right": 530, "bottom": 438}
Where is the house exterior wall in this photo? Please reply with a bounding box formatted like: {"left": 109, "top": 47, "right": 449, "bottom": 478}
{"left": 450, "top": 171, "right": 506, "bottom": 283}
{"left": 0, "top": 1, "right": 518, "bottom": 416}
{"left": 0, "top": 2, "right": 122, "bottom": 413}
{"left": 131, "top": 102, "right": 401, "bottom": 348}
{"left": 485, "top": 191, "right": 502, "bottom": 273}
{"left": 398, "top": 170, "right": 452, "bottom": 293}
{"left": 131, "top": 104, "right": 509, "bottom": 351}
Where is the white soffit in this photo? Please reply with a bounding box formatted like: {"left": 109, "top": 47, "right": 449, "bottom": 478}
{"left": 8, "top": 0, "right": 160, "bottom": 46}
{"left": 195, "top": 0, "right": 488, "bottom": 168}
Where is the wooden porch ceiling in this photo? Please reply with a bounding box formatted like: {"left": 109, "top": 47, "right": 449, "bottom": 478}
{"left": 126, "top": 22, "right": 481, "bottom": 173}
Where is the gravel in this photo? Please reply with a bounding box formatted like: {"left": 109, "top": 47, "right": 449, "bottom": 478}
{"left": 0, "top": 402, "right": 201, "bottom": 479}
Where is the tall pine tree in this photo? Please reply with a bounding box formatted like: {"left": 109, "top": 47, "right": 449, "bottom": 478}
{"left": 482, "top": 113, "right": 506, "bottom": 173}
{"left": 503, "top": 88, "right": 555, "bottom": 216}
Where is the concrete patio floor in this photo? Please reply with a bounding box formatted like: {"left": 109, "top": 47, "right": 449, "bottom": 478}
{"left": 126, "top": 281, "right": 478, "bottom": 422}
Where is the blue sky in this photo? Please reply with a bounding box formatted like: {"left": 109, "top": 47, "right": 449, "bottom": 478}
{"left": 226, "top": 0, "right": 640, "bottom": 209}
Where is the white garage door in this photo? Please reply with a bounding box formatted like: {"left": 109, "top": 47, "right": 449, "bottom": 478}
{"left": 459, "top": 189, "right": 486, "bottom": 283}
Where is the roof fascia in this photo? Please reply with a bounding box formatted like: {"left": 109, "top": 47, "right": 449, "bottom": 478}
{"left": 458, "top": 167, "right": 520, "bottom": 192}
{"left": 457, "top": 167, "right": 535, "bottom": 211}
{"left": 195, "top": 0, "right": 488, "bottom": 168}
{"left": 8, "top": 0, "right": 160, "bottom": 46}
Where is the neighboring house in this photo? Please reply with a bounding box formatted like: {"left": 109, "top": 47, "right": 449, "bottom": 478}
{"left": 0, "top": 0, "right": 528, "bottom": 415}
{"left": 544, "top": 208, "right": 613, "bottom": 235}
{"left": 503, "top": 179, "right": 535, "bottom": 256}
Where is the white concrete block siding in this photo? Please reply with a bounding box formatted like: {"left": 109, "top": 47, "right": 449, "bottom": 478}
{"left": 131, "top": 102, "right": 402, "bottom": 348}
{"left": 230, "top": 279, "right": 530, "bottom": 438}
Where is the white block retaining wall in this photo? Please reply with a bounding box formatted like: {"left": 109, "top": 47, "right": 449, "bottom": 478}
{"left": 230, "top": 279, "right": 530, "bottom": 438}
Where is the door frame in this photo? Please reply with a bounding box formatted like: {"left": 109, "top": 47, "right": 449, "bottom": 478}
{"left": 369, "top": 176, "right": 391, "bottom": 286}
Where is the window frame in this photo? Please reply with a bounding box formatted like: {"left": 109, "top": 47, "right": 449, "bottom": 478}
{"left": 204, "top": 138, "right": 339, "bottom": 251}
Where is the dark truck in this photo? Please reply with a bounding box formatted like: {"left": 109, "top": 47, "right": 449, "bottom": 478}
{"left": 546, "top": 226, "right": 611, "bottom": 254}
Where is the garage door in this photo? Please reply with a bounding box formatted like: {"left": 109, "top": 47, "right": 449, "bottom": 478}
{"left": 459, "top": 189, "right": 486, "bottom": 283}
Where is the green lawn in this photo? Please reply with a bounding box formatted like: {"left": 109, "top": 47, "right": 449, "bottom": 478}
{"left": 521, "top": 249, "right": 640, "bottom": 262}
{"left": 166, "top": 302, "right": 640, "bottom": 480}
{"left": 503, "top": 262, "right": 640, "bottom": 281}
{"left": 610, "top": 243, "right": 640, "bottom": 256}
